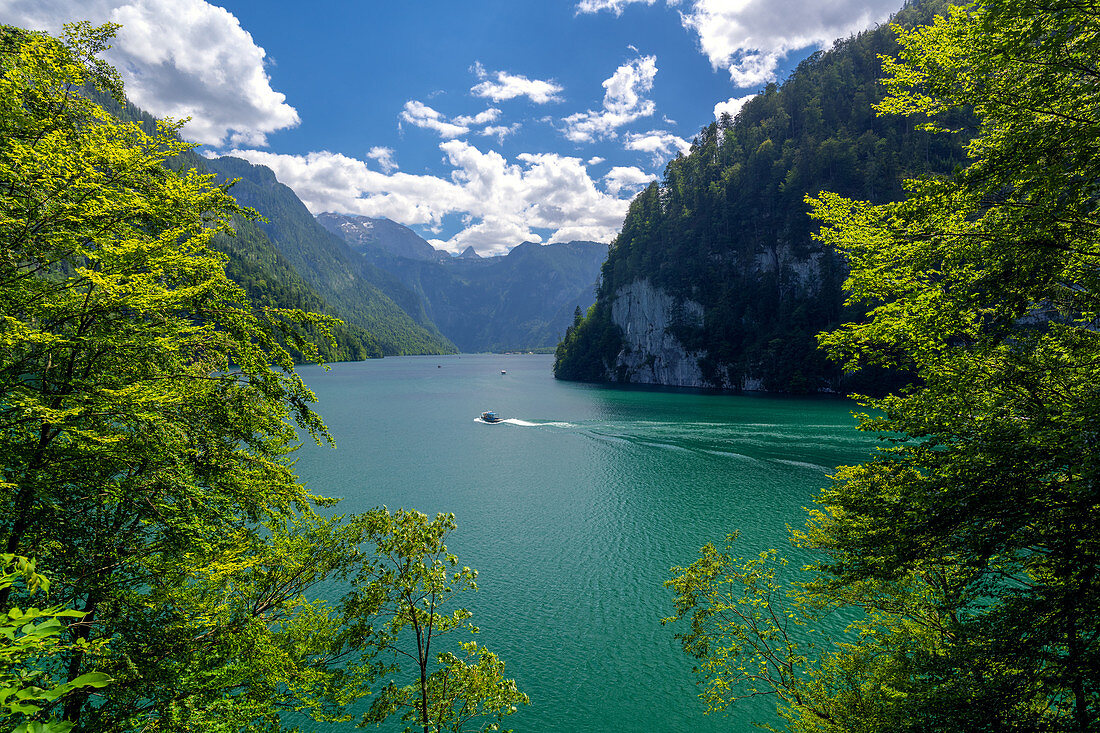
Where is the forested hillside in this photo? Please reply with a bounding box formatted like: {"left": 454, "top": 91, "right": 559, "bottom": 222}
{"left": 94, "top": 89, "right": 456, "bottom": 359}
{"left": 667, "top": 0, "right": 1100, "bottom": 728}
{"left": 84, "top": 90, "right": 387, "bottom": 362}
{"left": 203, "top": 156, "right": 457, "bottom": 356}
{"left": 6, "top": 4, "right": 1099, "bottom": 731}
{"left": 555, "top": 0, "right": 970, "bottom": 392}
{"left": 0, "top": 24, "right": 523, "bottom": 733}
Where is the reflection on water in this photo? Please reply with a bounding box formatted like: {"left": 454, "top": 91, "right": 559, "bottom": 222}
{"left": 293, "top": 354, "right": 877, "bottom": 733}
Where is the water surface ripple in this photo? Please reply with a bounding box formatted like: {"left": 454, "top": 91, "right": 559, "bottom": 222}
{"left": 293, "top": 354, "right": 877, "bottom": 733}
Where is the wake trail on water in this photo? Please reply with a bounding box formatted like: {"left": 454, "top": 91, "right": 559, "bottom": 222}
{"left": 474, "top": 417, "right": 575, "bottom": 427}
{"left": 503, "top": 418, "right": 575, "bottom": 427}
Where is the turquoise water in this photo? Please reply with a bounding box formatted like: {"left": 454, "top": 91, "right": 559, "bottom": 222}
{"left": 293, "top": 354, "right": 876, "bottom": 732}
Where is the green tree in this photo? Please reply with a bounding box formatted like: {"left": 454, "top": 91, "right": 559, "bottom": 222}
{"left": 343, "top": 509, "right": 528, "bottom": 733}
{"left": 0, "top": 23, "right": 383, "bottom": 730}
{"left": 669, "top": 0, "right": 1100, "bottom": 729}
{"left": 666, "top": 534, "right": 967, "bottom": 733}
{"left": 0, "top": 556, "right": 109, "bottom": 733}
{"left": 1, "top": 22, "right": 526, "bottom": 732}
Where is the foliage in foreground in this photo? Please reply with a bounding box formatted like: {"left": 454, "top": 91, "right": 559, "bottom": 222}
{"left": 667, "top": 0, "right": 1100, "bottom": 730}
{"left": 0, "top": 556, "right": 109, "bottom": 733}
{"left": 344, "top": 510, "right": 529, "bottom": 733}
{"left": 0, "top": 23, "right": 522, "bottom": 732}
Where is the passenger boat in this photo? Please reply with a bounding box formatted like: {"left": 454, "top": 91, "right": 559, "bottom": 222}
{"left": 480, "top": 411, "right": 503, "bottom": 423}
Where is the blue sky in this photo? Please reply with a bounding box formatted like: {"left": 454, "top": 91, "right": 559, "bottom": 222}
{"left": 2, "top": 0, "right": 902, "bottom": 254}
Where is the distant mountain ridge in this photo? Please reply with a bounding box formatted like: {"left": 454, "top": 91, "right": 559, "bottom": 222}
{"left": 317, "top": 213, "right": 608, "bottom": 352}
{"left": 315, "top": 213, "right": 448, "bottom": 262}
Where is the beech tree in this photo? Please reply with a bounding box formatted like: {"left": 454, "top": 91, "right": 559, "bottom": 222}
{"left": 0, "top": 24, "right": 524, "bottom": 732}
{"left": 343, "top": 509, "right": 528, "bottom": 733}
{"left": 0, "top": 556, "right": 109, "bottom": 733}
{"left": 0, "top": 23, "right": 372, "bottom": 731}
{"left": 669, "top": 0, "right": 1100, "bottom": 729}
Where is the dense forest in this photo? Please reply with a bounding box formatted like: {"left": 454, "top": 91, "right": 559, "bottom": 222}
{"left": 84, "top": 90, "right": 393, "bottom": 363}
{"left": 663, "top": 0, "right": 1100, "bottom": 730}
{"left": 555, "top": 0, "right": 971, "bottom": 392}
{"left": 91, "top": 89, "right": 456, "bottom": 360}
{"left": 203, "top": 156, "right": 457, "bottom": 356}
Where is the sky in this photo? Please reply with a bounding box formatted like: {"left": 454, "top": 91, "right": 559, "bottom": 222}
{"left": 1, "top": 0, "right": 902, "bottom": 255}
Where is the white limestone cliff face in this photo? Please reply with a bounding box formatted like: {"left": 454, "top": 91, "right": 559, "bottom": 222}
{"left": 608, "top": 280, "right": 710, "bottom": 387}
{"left": 753, "top": 244, "right": 823, "bottom": 297}
{"left": 600, "top": 246, "right": 825, "bottom": 391}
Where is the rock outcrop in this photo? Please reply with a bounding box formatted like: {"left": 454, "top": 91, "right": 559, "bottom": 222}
{"left": 607, "top": 280, "right": 708, "bottom": 387}
{"left": 603, "top": 280, "right": 771, "bottom": 389}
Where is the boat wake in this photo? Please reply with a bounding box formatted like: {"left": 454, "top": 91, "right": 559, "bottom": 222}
{"left": 505, "top": 418, "right": 575, "bottom": 427}
{"left": 475, "top": 417, "right": 574, "bottom": 427}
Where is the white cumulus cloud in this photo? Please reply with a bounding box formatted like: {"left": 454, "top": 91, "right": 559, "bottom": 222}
{"left": 224, "top": 142, "right": 633, "bottom": 256}
{"left": 471, "top": 63, "right": 564, "bottom": 104}
{"left": 454, "top": 107, "right": 502, "bottom": 126}
{"left": 367, "top": 146, "right": 399, "bottom": 173}
{"left": 400, "top": 101, "right": 471, "bottom": 139}
{"left": 2, "top": 0, "right": 300, "bottom": 146}
{"left": 562, "top": 54, "right": 658, "bottom": 143}
{"left": 578, "top": 0, "right": 899, "bottom": 89}
{"left": 603, "top": 166, "right": 657, "bottom": 196}
{"left": 480, "top": 123, "right": 522, "bottom": 144}
{"left": 575, "top": 0, "right": 656, "bottom": 14}
{"left": 401, "top": 101, "right": 514, "bottom": 140}
{"left": 681, "top": 0, "right": 897, "bottom": 87}
{"left": 623, "top": 130, "right": 691, "bottom": 163}
{"left": 714, "top": 93, "right": 756, "bottom": 121}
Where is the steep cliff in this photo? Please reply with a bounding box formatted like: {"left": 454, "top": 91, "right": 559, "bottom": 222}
{"left": 554, "top": 0, "right": 969, "bottom": 393}
{"left": 608, "top": 280, "right": 708, "bottom": 387}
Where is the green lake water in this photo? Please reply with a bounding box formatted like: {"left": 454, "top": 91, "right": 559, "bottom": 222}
{"left": 293, "top": 354, "right": 877, "bottom": 732}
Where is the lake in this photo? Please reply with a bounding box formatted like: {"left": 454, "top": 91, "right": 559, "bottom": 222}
{"left": 293, "top": 354, "right": 877, "bottom": 732}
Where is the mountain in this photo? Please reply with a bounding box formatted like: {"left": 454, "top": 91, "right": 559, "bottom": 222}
{"left": 314, "top": 213, "right": 447, "bottom": 262}
{"left": 211, "top": 213, "right": 384, "bottom": 362}
{"left": 202, "top": 156, "right": 457, "bottom": 356}
{"left": 82, "top": 89, "right": 395, "bottom": 362}
{"left": 553, "top": 0, "right": 970, "bottom": 393}
{"left": 317, "top": 214, "right": 608, "bottom": 353}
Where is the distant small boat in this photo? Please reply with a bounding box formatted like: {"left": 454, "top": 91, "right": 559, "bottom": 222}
{"left": 501, "top": 369, "right": 507, "bottom": 374}
{"left": 480, "top": 411, "right": 503, "bottom": 423}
